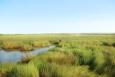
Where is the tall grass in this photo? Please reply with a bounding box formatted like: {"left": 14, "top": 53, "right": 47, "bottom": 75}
{"left": 0, "top": 34, "right": 115, "bottom": 77}
{"left": 6, "top": 64, "right": 38, "bottom": 77}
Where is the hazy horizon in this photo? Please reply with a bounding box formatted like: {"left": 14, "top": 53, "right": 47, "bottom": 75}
{"left": 0, "top": 0, "right": 115, "bottom": 34}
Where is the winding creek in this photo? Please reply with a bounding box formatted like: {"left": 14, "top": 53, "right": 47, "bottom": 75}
{"left": 0, "top": 46, "right": 55, "bottom": 63}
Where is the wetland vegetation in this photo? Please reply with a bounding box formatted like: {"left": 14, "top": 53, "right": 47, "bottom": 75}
{"left": 0, "top": 34, "right": 115, "bottom": 77}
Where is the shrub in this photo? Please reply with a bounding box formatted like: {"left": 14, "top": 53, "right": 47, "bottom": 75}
{"left": 112, "top": 42, "right": 115, "bottom": 47}
{"left": 101, "top": 41, "right": 111, "bottom": 46}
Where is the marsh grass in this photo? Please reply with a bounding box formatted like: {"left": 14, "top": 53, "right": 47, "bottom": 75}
{"left": 0, "top": 34, "right": 115, "bottom": 77}
{"left": 6, "top": 64, "right": 39, "bottom": 77}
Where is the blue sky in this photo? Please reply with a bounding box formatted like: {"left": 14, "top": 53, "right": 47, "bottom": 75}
{"left": 0, "top": 0, "right": 115, "bottom": 34}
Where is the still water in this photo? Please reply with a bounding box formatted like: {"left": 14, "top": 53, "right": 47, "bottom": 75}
{"left": 0, "top": 46, "right": 55, "bottom": 63}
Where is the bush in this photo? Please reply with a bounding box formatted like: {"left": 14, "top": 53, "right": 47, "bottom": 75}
{"left": 101, "top": 41, "right": 111, "bottom": 46}
{"left": 112, "top": 42, "right": 115, "bottom": 47}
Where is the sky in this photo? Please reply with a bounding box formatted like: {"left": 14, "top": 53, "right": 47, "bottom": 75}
{"left": 0, "top": 0, "right": 115, "bottom": 34}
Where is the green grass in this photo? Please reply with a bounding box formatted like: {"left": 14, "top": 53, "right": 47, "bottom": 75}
{"left": 6, "top": 64, "right": 38, "bottom": 77}
{"left": 0, "top": 34, "right": 115, "bottom": 77}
